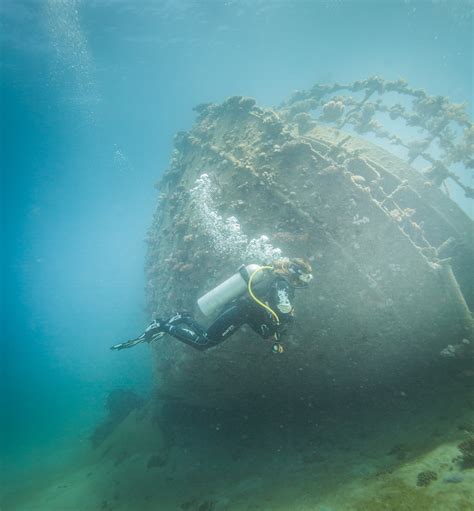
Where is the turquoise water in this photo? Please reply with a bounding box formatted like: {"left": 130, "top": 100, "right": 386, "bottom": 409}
{"left": 1, "top": 0, "right": 472, "bottom": 506}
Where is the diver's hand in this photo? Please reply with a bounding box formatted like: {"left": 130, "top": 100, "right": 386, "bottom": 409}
{"left": 272, "top": 342, "right": 284, "bottom": 354}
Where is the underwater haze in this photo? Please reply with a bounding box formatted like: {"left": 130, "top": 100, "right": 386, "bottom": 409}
{"left": 1, "top": 1, "right": 473, "bottom": 510}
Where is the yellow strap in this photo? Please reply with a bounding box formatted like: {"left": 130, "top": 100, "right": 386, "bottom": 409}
{"left": 247, "top": 266, "right": 280, "bottom": 325}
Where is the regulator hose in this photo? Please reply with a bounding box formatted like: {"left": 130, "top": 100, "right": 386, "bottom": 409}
{"left": 247, "top": 266, "right": 280, "bottom": 326}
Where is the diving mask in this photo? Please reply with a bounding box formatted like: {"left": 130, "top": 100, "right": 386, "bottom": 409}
{"left": 288, "top": 260, "right": 313, "bottom": 284}
{"left": 298, "top": 272, "right": 313, "bottom": 283}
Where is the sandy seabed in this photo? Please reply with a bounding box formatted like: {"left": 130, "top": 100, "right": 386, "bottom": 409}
{"left": 2, "top": 382, "right": 473, "bottom": 511}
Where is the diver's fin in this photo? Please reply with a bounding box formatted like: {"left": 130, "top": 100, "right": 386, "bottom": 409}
{"left": 110, "top": 330, "right": 165, "bottom": 351}
{"left": 110, "top": 337, "right": 145, "bottom": 351}
{"left": 149, "top": 331, "right": 166, "bottom": 342}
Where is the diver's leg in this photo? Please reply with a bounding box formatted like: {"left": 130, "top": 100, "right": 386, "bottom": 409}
{"left": 204, "top": 303, "right": 247, "bottom": 346}
{"left": 160, "top": 313, "right": 211, "bottom": 351}
{"left": 143, "top": 318, "right": 166, "bottom": 342}
{"left": 161, "top": 305, "right": 245, "bottom": 351}
{"left": 112, "top": 306, "right": 247, "bottom": 352}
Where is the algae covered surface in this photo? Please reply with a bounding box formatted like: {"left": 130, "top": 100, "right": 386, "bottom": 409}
{"left": 145, "top": 81, "right": 473, "bottom": 411}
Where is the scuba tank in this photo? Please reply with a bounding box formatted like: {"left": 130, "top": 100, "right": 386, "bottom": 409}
{"left": 197, "top": 264, "right": 264, "bottom": 316}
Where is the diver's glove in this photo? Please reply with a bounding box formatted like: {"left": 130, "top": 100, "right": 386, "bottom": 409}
{"left": 272, "top": 342, "right": 284, "bottom": 354}
{"left": 271, "top": 328, "right": 285, "bottom": 354}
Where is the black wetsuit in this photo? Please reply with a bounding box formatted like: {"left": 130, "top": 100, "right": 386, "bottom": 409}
{"left": 147, "top": 274, "right": 295, "bottom": 351}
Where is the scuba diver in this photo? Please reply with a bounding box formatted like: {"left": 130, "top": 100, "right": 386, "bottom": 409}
{"left": 110, "top": 258, "right": 313, "bottom": 354}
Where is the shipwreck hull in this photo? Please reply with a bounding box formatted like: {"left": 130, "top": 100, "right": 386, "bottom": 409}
{"left": 146, "top": 93, "right": 473, "bottom": 409}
